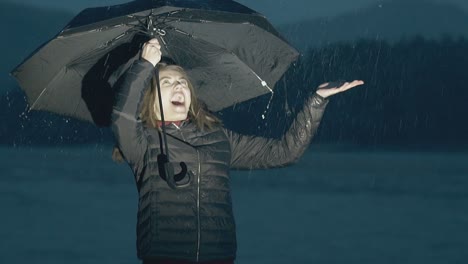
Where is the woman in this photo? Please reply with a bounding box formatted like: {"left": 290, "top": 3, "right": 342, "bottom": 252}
{"left": 111, "top": 38, "right": 364, "bottom": 264}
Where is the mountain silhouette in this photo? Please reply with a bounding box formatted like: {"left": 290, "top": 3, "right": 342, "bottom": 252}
{"left": 279, "top": 0, "right": 468, "bottom": 51}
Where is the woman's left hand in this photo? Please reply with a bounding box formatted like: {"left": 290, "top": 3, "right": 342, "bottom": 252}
{"left": 316, "top": 80, "right": 364, "bottom": 98}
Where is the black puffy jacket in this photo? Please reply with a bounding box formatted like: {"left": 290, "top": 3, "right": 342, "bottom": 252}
{"left": 111, "top": 60, "right": 328, "bottom": 262}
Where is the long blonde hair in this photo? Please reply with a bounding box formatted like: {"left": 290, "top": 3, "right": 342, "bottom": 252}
{"left": 113, "top": 63, "right": 221, "bottom": 162}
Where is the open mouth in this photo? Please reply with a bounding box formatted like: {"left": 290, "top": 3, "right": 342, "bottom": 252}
{"left": 171, "top": 93, "right": 185, "bottom": 106}
{"left": 171, "top": 101, "right": 184, "bottom": 106}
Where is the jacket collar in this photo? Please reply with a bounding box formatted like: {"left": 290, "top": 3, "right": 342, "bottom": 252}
{"left": 157, "top": 119, "right": 190, "bottom": 129}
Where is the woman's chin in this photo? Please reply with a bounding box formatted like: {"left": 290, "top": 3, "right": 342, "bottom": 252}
{"left": 165, "top": 112, "right": 188, "bottom": 121}
{"left": 161, "top": 104, "right": 189, "bottom": 121}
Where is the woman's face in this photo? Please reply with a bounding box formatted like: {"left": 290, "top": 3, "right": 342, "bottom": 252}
{"left": 154, "top": 68, "right": 192, "bottom": 121}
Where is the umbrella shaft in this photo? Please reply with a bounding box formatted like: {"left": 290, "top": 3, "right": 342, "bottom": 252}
{"left": 155, "top": 68, "right": 170, "bottom": 160}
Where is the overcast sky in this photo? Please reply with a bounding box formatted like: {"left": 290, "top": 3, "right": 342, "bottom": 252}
{"left": 4, "top": 0, "right": 468, "bottom": 24}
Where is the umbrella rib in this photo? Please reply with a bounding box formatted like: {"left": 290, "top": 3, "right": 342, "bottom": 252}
{"left": 136, "top": 11, "right": 296, "bottom": 90}
{"left": 30, "top": 77, "right": 55, "bottom": 110}
{"left": 153, "top": 23, "right": 279, "bottom": 114}
{"left": 30, "top": 66, "right": 81, "bottom": 112}
{"left": 169, "top": 26, "right": 275, "bottom": 94}
{"left": 71, "top": 95, "right": 85, "bottom": 121}
{"left": 30, "top": 55, "right": 83, "bottom": 110}
{"left": 166, "top": 27, "right": 276, "bottom": 117}
{"left": 31, "top": 26, "right": 139, "bottom": 110}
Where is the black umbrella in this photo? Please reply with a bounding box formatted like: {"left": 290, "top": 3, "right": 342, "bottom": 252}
{"left": 11, "top": 0, "right": 299, "bottom": 189}
{"left": 11, "top": 0, "right": 299, "bottom": 127}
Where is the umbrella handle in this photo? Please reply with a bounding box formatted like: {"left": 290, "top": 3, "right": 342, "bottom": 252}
{"left": 157, "top": 154, "right": 191, "bottom": 189}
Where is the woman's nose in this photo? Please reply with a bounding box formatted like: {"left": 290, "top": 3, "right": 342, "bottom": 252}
{"left": 174, "top": 81, "right": 183, "bottom": 89}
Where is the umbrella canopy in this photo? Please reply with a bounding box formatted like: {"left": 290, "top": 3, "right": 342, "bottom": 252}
{"left": 11, "top": 0, "right": 299, "bottom": 126}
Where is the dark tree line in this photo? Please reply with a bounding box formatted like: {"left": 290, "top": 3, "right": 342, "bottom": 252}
{"left": 2, "top": 36, "right": 468, "bottom": 149}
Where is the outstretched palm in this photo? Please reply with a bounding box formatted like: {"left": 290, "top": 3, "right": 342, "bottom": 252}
{"left": 316, "top": 80, "right": 364, "bottom": 98}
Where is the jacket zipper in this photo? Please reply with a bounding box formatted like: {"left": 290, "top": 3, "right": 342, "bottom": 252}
{"left": 173, "top": 123, "right": 201, "bottom": 261}
{"left": 196, "top": 149, "right": 201, "bottom": 261}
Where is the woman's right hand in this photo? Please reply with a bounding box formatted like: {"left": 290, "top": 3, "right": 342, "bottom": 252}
{"left": 141, "top": 38, "right": 162, "bottom": 67}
